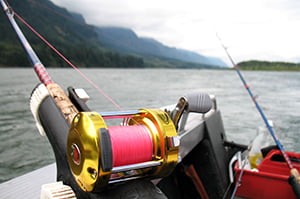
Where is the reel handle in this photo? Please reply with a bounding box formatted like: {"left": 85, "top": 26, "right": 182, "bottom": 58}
{"left": 171, "top": 92, "right": 212, "bottom": 129}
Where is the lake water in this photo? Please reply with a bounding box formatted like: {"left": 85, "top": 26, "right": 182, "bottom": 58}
{"left": 0, "top": 68, "right": 300, "bottom": 183}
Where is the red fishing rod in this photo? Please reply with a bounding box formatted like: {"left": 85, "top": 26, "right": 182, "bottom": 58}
{"left": 1, "top": 0, "right": 78, "bottom": 124}
{"left": 216, "top": 33, "right": 300, "bottom": 197}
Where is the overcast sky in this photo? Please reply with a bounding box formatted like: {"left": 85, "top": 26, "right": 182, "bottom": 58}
{"left": 50, "top": 0, "right": 300, "bottom": 65}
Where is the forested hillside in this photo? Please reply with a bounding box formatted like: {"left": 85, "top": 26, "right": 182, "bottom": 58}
{"left": 0, "top": 0, "right": 143, "bottom": 68}
{"left": 0, "top": 0, "right": 221, "bottom": 69}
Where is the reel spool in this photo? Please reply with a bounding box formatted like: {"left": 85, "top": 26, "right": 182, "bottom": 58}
{"left": 67, "top": 109, "right": 179, "bottom": 192}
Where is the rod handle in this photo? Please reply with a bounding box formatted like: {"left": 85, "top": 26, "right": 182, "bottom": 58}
{"left": 46, "top": 83, "right": 78, "bottom": 124}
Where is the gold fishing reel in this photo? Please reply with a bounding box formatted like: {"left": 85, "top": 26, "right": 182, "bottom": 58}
{"left": 67, "top": 109, "right": 179, "bottom": 192}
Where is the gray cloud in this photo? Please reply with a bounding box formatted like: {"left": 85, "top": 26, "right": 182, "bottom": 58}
{"left": 50, "top": 0, "right": 300, "bottom": 63}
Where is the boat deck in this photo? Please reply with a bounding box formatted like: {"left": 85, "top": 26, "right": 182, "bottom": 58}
{"left": 0, "top": 163, "right": 56, "bottom": 199}
{"left": 0, "top": 163, "right": 245, "bottom": 199}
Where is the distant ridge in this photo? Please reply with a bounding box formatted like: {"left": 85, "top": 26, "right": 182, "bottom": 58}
{"left": 0, "top": 0, "right": 225, "bottom": 68}
{"left": 0, "top": 0, "right": 145, "bottom": 68}
{"left": 96, "top": 27, "right": 227, "bottom": 67}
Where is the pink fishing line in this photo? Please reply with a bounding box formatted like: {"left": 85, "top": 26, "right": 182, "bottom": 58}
{"left": 108, "top": 125, "right": 153, "bottom": 167}
{"left": 14, "top": 11, "right": 123, "bottom": 111}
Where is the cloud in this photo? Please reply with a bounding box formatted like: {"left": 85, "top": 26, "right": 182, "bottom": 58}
{"left": 51, "top": 0, "right": 300, "bottom": 64}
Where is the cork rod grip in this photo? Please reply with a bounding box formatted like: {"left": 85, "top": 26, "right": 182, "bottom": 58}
{"left": 46, "top": 83, "right": 78, "bottom": 124}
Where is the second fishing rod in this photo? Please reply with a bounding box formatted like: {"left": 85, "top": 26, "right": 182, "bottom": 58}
{"left": 216, "top": 33, "right": 300, "bottom": 197}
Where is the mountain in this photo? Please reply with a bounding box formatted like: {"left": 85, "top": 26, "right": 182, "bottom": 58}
{"left": 0, "top": 0, "right": 224, "bottom": 68}
{"left": 0, "top": 0, "right": 144, "bottom": 68}
{"left": 96, "top": 27, "right": 227, "bottom": 67}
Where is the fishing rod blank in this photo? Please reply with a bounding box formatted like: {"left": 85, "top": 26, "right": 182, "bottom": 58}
{"left": 1, "top": 0, "right": 53, "bottom": 85}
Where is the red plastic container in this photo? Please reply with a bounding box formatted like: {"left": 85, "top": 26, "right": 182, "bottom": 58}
{"left": 234, "top": 150, "right": 300, "bottom": 199}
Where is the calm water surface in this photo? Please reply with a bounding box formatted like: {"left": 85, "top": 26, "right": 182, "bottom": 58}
{"left": 0, "top": 68, "right": 299, "bottom": 182}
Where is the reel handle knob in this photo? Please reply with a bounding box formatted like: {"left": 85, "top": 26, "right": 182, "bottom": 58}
{"left": 171, "top": 92, "right": 212, "bottom": 130}
{"left": 185, "top": 92, "right": 212, "bottom": 113}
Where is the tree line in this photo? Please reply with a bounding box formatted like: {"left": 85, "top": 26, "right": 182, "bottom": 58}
{"left": 237, "top": 60, "right": 300, "bottom": 71}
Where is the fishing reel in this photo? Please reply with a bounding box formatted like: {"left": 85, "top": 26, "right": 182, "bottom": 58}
{"left": 66, "top": 88, "right": 213, "bottom": 192}
{"left": 67, "top": 109, "right": 179, "bottom": 192}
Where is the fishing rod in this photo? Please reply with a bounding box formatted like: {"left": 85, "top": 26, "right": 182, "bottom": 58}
{"left": 1, "top": 0, "right": 78, "bottom": 124}
{"left": 1, "top": 1, "right": 87, "bottom": 196}
{"left": 216, "top": 33, "right": 300, "bottom": 196}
